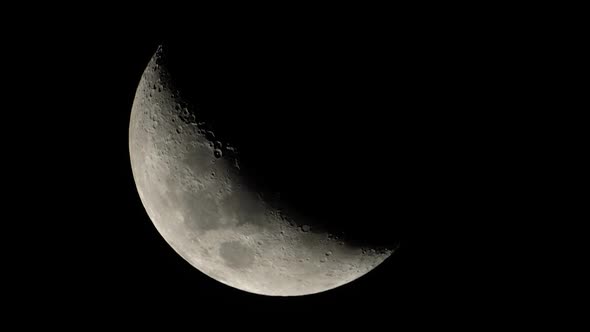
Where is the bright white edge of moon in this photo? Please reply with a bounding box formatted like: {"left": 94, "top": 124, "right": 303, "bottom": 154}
{"left": 129, "top": 46, "right": 395, "bottom": 296}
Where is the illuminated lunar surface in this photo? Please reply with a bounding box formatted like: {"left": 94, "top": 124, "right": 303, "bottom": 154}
{"left": 129, "top": 46, "right": 396, "bottom": 296}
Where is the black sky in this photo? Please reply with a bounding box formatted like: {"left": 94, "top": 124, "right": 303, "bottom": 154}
{"left": 4, "top": 11, "right": 516, "bottom": 320}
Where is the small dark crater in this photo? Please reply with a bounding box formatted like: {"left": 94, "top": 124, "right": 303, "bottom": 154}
{"left": 205, "top": 131, "right": 216, "bottom": 141}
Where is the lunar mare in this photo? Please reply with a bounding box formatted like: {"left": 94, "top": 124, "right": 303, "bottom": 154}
{"left": 129, "top": 46, "right": 394, "bottom": 296}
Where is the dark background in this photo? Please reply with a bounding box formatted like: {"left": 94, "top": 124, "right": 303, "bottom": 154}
{"left": 4, "top": 9, "right": 522, "bottom": 321}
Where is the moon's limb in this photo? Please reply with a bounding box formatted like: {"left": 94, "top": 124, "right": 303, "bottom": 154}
{"left": 129, "top": 46, "right": 394, "bottom": 296}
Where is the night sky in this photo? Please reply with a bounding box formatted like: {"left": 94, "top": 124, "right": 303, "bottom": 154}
{"left": 6, "top": 12, "right": 508, "bottom": 320}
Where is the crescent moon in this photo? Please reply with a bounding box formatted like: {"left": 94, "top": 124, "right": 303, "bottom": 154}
{"left": 129, "top": 46, "right": 396, "bottom": 296}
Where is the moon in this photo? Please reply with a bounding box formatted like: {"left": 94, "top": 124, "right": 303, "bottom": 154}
{"left": 129, "top": 45, "right": 398, "bottom": 296}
